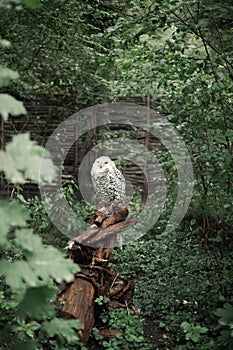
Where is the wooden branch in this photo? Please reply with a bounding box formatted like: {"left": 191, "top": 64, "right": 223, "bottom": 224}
{"left": 75, "top": 216, "right": 137, "bottom": 248}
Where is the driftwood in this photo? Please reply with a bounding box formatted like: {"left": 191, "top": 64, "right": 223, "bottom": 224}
{"left": 58, "top": 203, "right": 139, "bottom": 345}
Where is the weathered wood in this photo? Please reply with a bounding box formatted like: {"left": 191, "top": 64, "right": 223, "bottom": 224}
{"left": 75, "top": 216, "right": 137, "bottom": 248}
{"left": 88, "top": 204, "right": 129, "bottom": 228}
{"left": 59, "top": 204, "right": 139, "bottom": 345}
{"left": 58, "top": 277, "right": 95, "bottom": 345}
{"left": 99, "top": 329, "right": 121, "bottom": 338}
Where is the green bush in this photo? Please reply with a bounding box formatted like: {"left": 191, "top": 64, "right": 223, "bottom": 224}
{"left": 19, "top": 182, "right": 93, "bottom": 249}
{"left": 94, "top": 308, "right": 153, "bottom": 350}
{"left": 215, "top": 303, "right": 233, "bottom": 350}
{"left": 110, "top": 230, "right": 233, "bottom": 349}
{"left": 0, "top": 6, "right": 85, "bottom": 346}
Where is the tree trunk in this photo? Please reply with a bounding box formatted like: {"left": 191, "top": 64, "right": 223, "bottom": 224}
{"left": 58, "top": 203, "right": 139, "bottom": 345}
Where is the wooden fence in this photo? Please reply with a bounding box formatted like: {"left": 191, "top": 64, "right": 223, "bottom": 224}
{"left": 0, "top": 96, "right": 165, "bottom": 199}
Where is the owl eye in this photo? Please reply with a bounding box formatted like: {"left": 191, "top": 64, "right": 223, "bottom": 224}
{"left": 104, "top": 161, "right": 108, "bottom": 164}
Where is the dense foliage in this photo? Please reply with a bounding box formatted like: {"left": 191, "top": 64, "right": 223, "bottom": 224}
{"left": 0, "top": 2, "right": 86, "bottom": 349}
{"left": 105, "top": 0, "right": 233, "bottom": 232}
{"left": 0, "top": 0, "right": 115, "bottom": 105}
{"left": 0, "top": 0, "right": 233, "bottom": 349}
{"left": 111, "top": 230, "right": 233, "bottom": 349}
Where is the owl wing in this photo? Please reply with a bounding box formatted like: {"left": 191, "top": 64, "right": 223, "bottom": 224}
{"left": 91, "top": 160, "right": 126, "bottom": 206}
{"left": 90, "top": 167, "right": 98, "bottom": 193}
{"left": 117, "top": 168, "right": 126, "bottom": 194}
{"left": 111, "top": 168, "right": 126, "bottom": 204}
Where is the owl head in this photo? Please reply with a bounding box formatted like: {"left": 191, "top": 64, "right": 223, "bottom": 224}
{"left": 91, "top": 156, "right": 115, "bottom": 175}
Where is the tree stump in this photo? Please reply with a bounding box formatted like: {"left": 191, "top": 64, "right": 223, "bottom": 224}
{"left": 58, "top": 203, "right": 138, "bottom": 345}
{"left": 59, "top": 277, "right": 95, "bottom": 345}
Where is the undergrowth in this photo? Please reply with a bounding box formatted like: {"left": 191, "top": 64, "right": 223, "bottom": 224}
{"left": 110, "top": 229, "right": 233, "bottom": 349}
{"left": 16, "top": 192, "right": 233, "bottom": 350}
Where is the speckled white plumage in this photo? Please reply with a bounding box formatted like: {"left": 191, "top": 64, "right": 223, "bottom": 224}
{"left": 91, "top": 156, "right": 126, "bottom": 206}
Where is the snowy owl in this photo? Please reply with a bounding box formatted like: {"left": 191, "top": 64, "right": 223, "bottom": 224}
{"left": 91, "top": 156, "right": 126, "bottom": 207}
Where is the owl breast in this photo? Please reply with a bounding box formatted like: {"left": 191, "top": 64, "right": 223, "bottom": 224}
{"left": 91, "top": 157, "right": 126, "bottom": 206}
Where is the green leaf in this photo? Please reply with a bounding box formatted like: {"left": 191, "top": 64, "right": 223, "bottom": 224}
{"left": 0, "top": 94, "right": 26, "bottom": 121}
{"left": 1, "top": 228, "right": 78, "bottom": 296}
{"left": 198, "top": 18, "right": 210, "bottom": 28}
{"left": 0, "top": 259, "right": 38, "bottom": 294}
{"left": 31, "top": 245, "right": 79, "bottom": 283}
{"left": 14, "top": 229, "right": 79, "bottom": 283}
{"left": 218, "top": 330, "right": 233, "bottom": 349}
{"left": 181, "top": 321, "right": 192, "bottom": 332}
{"left": 13, "top": 320, "right": 41, "bottom": 338}
{"left": 190, "top": 218, "right": 196, "bottom": 226}
{"left": 21, "top": 0, "right": 41, "bottom": 9}
{"left": 0, "top": 133, "right": 57, "bottom": 183}
{"left": 181, "top": 322, "right": 208, "bottom": 343}
{"left": 41, "top": 318, "right": 82, "bottom": 343}
{"left": 215, "top": 303, "right": 233, "bottom": 325}
{"left": 14, "top": 228, "right": 45, "bottom": 253}
{"left": 0, "top": 39, "right": 11, "bottom": 48}
{"left": 0, "top": 67, "right": 19, "bottom": 87}
{"left": 215, "top": 135, "right": 226, "bottom": 144}
{"left": 225, "top": 130, "right": 233, "bottom": 141}
{"left": 17, "top": 286, "right": 56, "bottom": 319}
{"left": 0, "top": 200, "right": 28, "bottom": 247}
{"left": 139, "top": 34, "right": 149, "bottom": 43}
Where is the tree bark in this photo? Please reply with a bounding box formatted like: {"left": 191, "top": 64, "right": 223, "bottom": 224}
{"left": 58, "top": 203, "right": 139, "bottom": 345}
